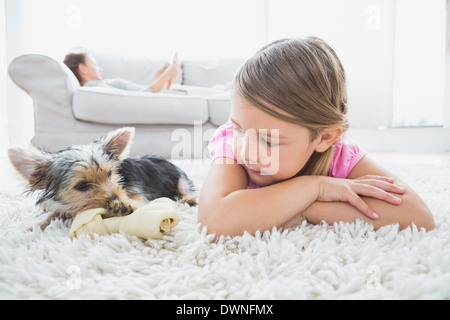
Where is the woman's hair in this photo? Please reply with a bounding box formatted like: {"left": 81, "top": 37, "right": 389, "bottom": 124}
{"left": 63, "top": 51, "right": 88, "bottom": 84}
{"left": 234, "top": 37, "right": 349, "bottom": 176}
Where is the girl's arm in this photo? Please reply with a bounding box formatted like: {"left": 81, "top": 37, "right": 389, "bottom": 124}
{"left": 198, "top": 158, "right": 406, "bottom": 237}
{"left": 300, "top": 156, "right": 435, "bottom": 231}
{"left": 199, "top": 160, "right": 319, "bottom": 236}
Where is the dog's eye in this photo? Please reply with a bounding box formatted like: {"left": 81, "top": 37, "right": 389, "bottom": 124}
{"left": 75, "top": 181, "right": 91, "bottom": 192}
{"left": 107, "top": 170, "right": 112, "bottom": 177}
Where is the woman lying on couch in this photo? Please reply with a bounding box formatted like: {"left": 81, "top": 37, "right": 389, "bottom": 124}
{"left": 64, "top": 51, "right": 179, "bottom": 93}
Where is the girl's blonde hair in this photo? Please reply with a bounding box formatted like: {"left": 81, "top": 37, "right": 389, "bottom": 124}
{"left": 234, "top": 37, "right": 349, "bottom": 176}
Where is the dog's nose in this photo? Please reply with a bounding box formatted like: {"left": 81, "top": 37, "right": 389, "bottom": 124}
{"left": 113, "top": 202, "right": 121, "bottom": 214}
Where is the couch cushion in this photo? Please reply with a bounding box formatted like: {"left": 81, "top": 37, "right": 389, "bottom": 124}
{"left": 206, "top": 94, "right": 232, "bottom": 126}
{"left": 72, "top": 87, "right": 209, "bottom": 125}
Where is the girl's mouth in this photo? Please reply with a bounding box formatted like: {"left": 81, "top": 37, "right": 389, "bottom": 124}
{"left": 247, "top": 167, "right": 261, "bottom": 175}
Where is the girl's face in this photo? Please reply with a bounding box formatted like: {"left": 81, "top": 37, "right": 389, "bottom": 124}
{"left": 230, "top": 92, "right": 320, "bottom": 187}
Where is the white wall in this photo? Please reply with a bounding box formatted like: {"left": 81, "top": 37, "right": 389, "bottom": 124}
{"left": 5, "top": 0, "right": 34, "bottom": 146}
{"left": 392, "top": 0, "right": 447, "bottom": 127}
{"left": 3, "top": 0, "right": 450, "bottom": 151}
{"left": 4, "top": 0, "right": 265, "bottom": 146}
{"left": 0, "top": 0, "right": 8, "bottom": 141}
{"left": 445, "top": 0, "right": 450, "bottom": 128}
{"left": 0, "top": 0, "right": 9, "bottom": 159}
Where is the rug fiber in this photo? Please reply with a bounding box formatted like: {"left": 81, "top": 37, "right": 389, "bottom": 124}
{"left": 0, "top": 158, "right": 449, "bottom": 299}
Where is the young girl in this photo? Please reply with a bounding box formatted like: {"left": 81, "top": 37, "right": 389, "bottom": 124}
{"left": 198, "top": 37, "right": 434, "bottom": 237}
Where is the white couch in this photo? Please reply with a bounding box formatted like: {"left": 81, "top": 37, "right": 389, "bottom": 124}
{"left": 8, "top": 52, "right": 243, "bottom": 158}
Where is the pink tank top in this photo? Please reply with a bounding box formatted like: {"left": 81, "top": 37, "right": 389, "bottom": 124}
{"left": 208, "top": 121, "right": 366, "bottom": 189}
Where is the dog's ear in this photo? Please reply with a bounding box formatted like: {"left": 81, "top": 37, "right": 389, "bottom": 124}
{"left": 8, "top": 147, "right": 51, "bottom": 189}
{"left": 102, "top": 127, "right": 135, "bottom": 160}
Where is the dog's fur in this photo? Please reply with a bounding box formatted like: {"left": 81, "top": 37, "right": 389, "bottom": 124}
{"left": 8, "top": 127, "right": 196, "bottom": 229}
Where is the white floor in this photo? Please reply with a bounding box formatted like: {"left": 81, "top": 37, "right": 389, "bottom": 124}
{"left": 2, "top": 146, "right": 450, "bottom": 299}
{"left": 2, "top": 132, "right": 450, "bottom": 299}
{"left": 1, "top": 132, "right": 19, "bottom": 186}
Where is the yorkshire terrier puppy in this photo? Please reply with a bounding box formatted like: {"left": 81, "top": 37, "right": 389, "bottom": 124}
{"left": 8, "top": 127, "right": 196, "bottom": 229}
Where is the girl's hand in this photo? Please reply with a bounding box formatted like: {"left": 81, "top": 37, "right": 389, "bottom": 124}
{"left": 316, "top": 175, "right": 406, "bottom": 220}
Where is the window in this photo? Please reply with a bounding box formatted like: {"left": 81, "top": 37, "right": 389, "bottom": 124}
{"left": 266, "top": 0, "right": 447, "bottom": 128}
{"left": 266, "top": 0, "right": 397, "bottom": 128}
{"left": 392, "top": 0, "right": 446, "bottom": 127}
{"left": 0, "top": 0, "right": 8, "bottom": 153}
{"left": 3, "top": 0, "right": 449, "bottom": 149}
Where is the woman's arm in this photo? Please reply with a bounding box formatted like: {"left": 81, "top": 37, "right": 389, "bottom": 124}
{"left": 301, "top": 156, "right": 435, "bottom": 231}
{"left": 198, "top": 158, "right": 407, "bottom": 237}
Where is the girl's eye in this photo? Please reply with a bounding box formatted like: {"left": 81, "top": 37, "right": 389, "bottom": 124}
{"left": 260, "top": 137, "right": 278, "bottom": 148}
{"left": 261, "top": 138, "right": 271, "bottom": 147}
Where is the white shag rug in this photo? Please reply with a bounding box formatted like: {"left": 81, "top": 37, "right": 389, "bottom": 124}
{"left": 0, "top": 157, "right": 449, "bottom": 299}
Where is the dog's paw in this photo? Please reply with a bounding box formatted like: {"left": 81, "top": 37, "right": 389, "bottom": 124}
{"left": 105, "top": 198, "right": 134, "bottom": 217}
{"left": 179, "top": 195, "right": 197, "bottom": 207}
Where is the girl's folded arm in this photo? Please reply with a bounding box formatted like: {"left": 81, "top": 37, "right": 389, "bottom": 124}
{"left": 198, "top": 157, "right": 408, "bottom": 236}
{"left": 303, "top": 156, "right": 435, "bottom": 230}
{"left": 198, "top": 159, "right": 320, "bottom": 237}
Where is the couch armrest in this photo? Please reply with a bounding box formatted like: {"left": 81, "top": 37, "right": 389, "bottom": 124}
{"left": 8, "top": 54, "right": 79, "bottom": 132}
